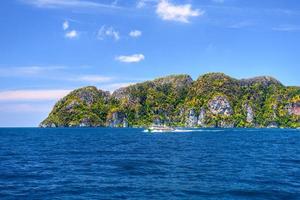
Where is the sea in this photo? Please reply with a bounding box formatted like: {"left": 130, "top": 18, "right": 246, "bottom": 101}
{"left": 0, "top": 128, "right": 300, "bottom": 200}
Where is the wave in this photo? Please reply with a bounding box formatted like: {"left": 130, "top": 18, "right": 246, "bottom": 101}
{"left": 143, "top": 129, "right": 225, "bottom": 133}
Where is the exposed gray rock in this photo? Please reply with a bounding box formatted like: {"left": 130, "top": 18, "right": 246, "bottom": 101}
{"left": 245, "top": 104, "right": 254, "bottom": 123}
{"left": 186, "top": 109, "right": 198, "bottom": 127}
{"left": 99, "top": 90, "right": 111, "bottom": 102}
{"left": 208, "top": 96, "right": 233, "bottom": 116}
{"left": 72, "top": 87, "right": 110, "bottom": 106}
{"left": 40, "top": 123, "right": 56, "bottom": 128}
{"left": 77, "top": 91, "right": 96, "bottom": 105}
{"left": 267, "top": 122, "right": 278, "bottom": 128}
{"left": 240, "top": 76, "right": 283, "bottom": 87}
{"left": 79, "top": 118, "right": 93, "bottom": 127}
{"left": 65, "top": 100, "right": 80, "bottom": 111}
{"left": 123, "top": 119, "right": 129, "bottom": 128}
{"left": 219, "top": 121, "right": 234, "bottom": 128}
{"left": 153, "top": 74, "right": 193, "bottom": 91}
{"left": 112, "top": 87, "right": 130, "bottom": 100}
{"left": 197, "top": 108, "right": 206, "bottom": 126}
{"left": 286, "top": 102, "right": 300, "bottom": 116}
{"left": 108, "top": 112, "right": 128, "bottom": 127}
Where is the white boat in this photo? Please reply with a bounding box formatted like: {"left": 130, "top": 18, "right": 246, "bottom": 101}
{"left": 146, "top": 125, "right": 175, "bottom": 132}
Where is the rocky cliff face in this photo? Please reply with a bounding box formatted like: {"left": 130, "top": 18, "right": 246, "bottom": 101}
{"left": 40, "top": 73, "right": 300, "bottom": 128}
{"left": 245, "top": 104, "right": 254, "bottom": 124}
{"left": 287, "top": 102, "right": 300, "bottom": 116}
{"left": 186, "top": 109, "right": 198, "bottom": 127}
{"left": 208, "top": 96, "right": 232, "bottom": 116}
{"left": 240, "top": 76, "right": 283, "bottom": 88}
{"left": 197, "top": 108, "right": 206, "bottom": 127}
{"left": 107, "top": 112, "right": 128, "bottom": 128}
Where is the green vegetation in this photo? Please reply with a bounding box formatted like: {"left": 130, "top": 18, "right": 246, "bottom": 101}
{"left": 40, "top": 73, "right": 300, "bottom": 128}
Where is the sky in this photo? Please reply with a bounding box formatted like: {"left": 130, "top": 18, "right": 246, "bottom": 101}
{"left": 0, "top": 0, "right": 300, "bottom": 127}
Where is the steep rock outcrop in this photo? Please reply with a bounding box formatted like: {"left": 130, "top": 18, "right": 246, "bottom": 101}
{"left": 208, "top": 96, "right": 233, "bottom": 116}
{"left": 287, "top": 102, "right": 300, "bottom": 116}
{"left": 240, "top": 76, "right": 283, "bottom": 88}
{"left": 107, "top": 112, "right": 128, "bottom": 127}
{"left": 197, "top": 108, "right": 206, "bottom": 127}
{"left": 186, "top": 109, "right": 198, "bottom": 127}
{"left": 245, "top": 104, "right": 254, "bottom": 123}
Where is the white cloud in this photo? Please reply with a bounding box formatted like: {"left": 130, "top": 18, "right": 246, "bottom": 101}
{"left": 115, "top": 54, "right": 145, "bottom": 63}
{"left": 63, "top": 20, "right": 69, "bottom": 30}
{"left": 156, "top": 0, "right": 203, "bottom": 23}
{"left": 65, "top": 30, "right": 78, "bottom": 38}
{"left": 97, "top": 26, "right": 120, "bottom": 41}
{"left": 0, "top": 90, "right": 71, "bottom": 101}
{"left": 129, "top": 30, "right": 142, "bottom": 38}
{"left": 76, "top": 75, "right": 113, "bottom": 83}
{"left": 23, "top": 0, "right": 121, "bottom": 9}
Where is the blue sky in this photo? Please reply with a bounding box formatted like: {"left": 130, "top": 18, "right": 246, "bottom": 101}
{"left": 0, "top": 0, "right": 300, "bottom": 127}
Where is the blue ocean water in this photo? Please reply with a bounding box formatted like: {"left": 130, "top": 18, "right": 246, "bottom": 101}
{"left": 0, "top": 128, "right": 300, "bottom": 200}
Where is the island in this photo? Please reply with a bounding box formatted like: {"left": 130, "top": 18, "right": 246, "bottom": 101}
{"left": 40, "top": 73, "right": 300, "bottom": 128}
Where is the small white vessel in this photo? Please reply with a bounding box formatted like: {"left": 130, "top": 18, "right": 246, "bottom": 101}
{"left": 146, "top": 125, "right": 175, "bottom": 133}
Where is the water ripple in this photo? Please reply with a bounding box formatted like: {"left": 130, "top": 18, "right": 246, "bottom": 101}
{"left": 0, "top": 128, "right": 300, "bottom": 199}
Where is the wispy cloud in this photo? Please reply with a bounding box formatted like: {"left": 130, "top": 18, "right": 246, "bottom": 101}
{"left": 229, "top": 21, "right": 254, "bottom": 29}
{"left": 65, "top": 30, "right": 78, "bottom": 39}
{"left": 97, "top": 26, "right": 120, "bottom": 41}
{"left": 156, "top": 0, "right": 204, "bottom": 23}
{"left": 75, "top": 75, "right": 113, "bottom": 83}
{"left": 0, "top": 65, "right": 115, "bottom": 84}
{"left": 22, "top": 0, "right": 121, "bottom": 9}
{"left": 115, "top": 54, "right": 145, "bottom": 63}
{"left": 136, "top": 0, "right": 157, "bottom": 9}
{"left": 0, "top": 66, "right": 66, "bottom": 77}
{"left": 0, "top": 90, "right": 71, "bottom": 101}
{"left": 129, "top": 30, "right": 142, "bottom": 38}
{"left": 272, "top": 24, "right": 300, "bottom": 32}
{"left": 63, "top": 20, "right": 69, "bottom": 30}
{"left": 137, "top": 0, "right": 147, "bottom": 8}
{"left": 102, "top": 82, "right": 136, "bottom": 92}
{"left": 0, "top": 103, "right": 53, "bottom": 112}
